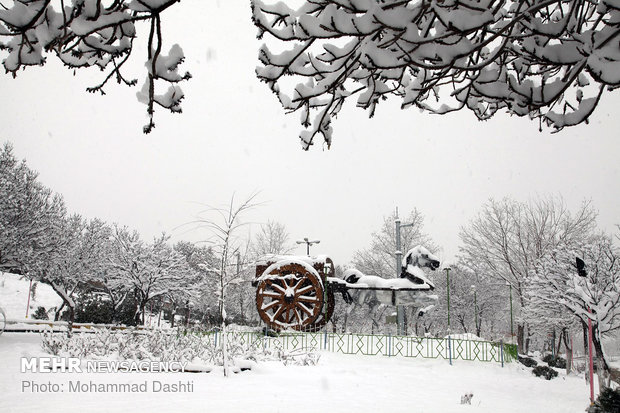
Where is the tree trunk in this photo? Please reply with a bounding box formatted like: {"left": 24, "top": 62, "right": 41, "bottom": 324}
{"left": 583, "top": 322, "right": 590, "bottom": 384}
{"left": 592, "top": 332, "right": 611, "bottom": 392}
{"left": 54, "top": 302, "right": 65, "bottom": 321}
{"left": 562, "top": 329, "right": 572, "bottom": 375}
{"left": 517, "top": 324, "right": 525, "bottom": 354}
{"left": 555, "top": 331, "right": 563, "bottom": 360}
{"left": 66, "top": 305, "right": 75, "bottom": 338}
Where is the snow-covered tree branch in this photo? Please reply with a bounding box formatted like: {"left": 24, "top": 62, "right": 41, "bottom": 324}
{"left": 0, "top": 0, "right": 190, "bottom": 133}
{"left": 252, "top": 0, "right": 620, "bottom": 149}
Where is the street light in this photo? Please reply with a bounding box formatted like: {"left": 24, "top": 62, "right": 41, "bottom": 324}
{"left": 507, "top": 282, "right": 514, "bottom": 341}
{"left": 296, "top": 237, "right": 320, "bottom": 256}
{"left": 471, "top": 285, "right": 478, "bottom": 336}
{"left": 444, "top": 266, "right": 452, "bottom": 366}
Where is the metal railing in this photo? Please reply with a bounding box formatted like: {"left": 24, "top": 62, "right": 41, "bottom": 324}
{"left": 201, "top": 330, "right": 517, "bottom": 365}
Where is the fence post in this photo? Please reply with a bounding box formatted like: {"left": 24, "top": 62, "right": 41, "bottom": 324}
{"left": 500, "top": 340, "right": 504, "bottom": 368}
{"left": 324, "top": 328, "right": 328, "bottom": 350}
{"left": 215, "top": 330, "right": 218, "bottom": 347}
{"left": 448, "top": 336, "right": 452, "bottom": 365}
{"left": 388, "top": 333, "right": 392, "bottom": 357}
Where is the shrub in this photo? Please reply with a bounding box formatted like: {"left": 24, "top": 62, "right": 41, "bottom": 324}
{"left": 542, "top": 354, "right": 567, "bottom": 369}
{"left": 519, "top": 356, "right": 538, "bottom": 368}
{"left": 75, "top": 295, "right": 114, "bottom": 324}
{"left": 532, "top": 366, "right": 558, "bottom": 380}
{"left": 32, "top": 306, "right": 48, "bottom": 320}
{"left": 553, "top": 357, "right": 567, "bottom": 369}
{"left": 39, "top": 329, "right": 320, "bottom": 371}
{"left": 592, "top": 387, "right": 620, "bottom": 413}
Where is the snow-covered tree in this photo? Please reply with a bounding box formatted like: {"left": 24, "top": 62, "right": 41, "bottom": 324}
{"left": 174, "top": 240, "right": 216, "bottom": 326}
{"left": 252, "top": 0, "right": 619, "bottom": 149}
{"left": 459, "top": 196, "right": 597, "bottom": 352}
{"left": 526, "top": 234, "right": 620, "bottom": 388}
{"left": 0, "top": 0, "right": 190, "bottom": 133}
{"left": 0, "top": 143, "right": 66, "bottom": 275}
{"left": 109, "top": 227, "right": 196, "bottom": 325}
{"left": 38, "top": 216, "right": 111, "bottom": 333}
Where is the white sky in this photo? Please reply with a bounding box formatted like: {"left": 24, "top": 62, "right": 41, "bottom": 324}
{"left": 1, "top": 1, "right": 619, "bottom": 267}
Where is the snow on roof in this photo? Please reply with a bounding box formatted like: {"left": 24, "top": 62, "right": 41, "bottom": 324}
{"left": 255, "top": 254, "right": 332, "bottom": 267}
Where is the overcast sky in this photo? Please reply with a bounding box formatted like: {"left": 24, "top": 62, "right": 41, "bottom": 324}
{"left": 1, "top": 1, "right": 619, "bottom": 268}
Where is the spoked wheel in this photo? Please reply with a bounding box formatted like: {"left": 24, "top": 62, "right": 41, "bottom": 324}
{"left": 256, "top": 262, "right": 324, "bottom": 331}
{"left": 304, "top": 289, "right": 335, "bottom": 332}
{"left": 0, "top": 306, "right": 6, "bottom": 335}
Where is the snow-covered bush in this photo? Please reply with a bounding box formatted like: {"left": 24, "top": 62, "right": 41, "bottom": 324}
{"left": 519, "top": 356, "right": 538, "bottom": 368}
{"left": 32, "top": 306, "right": 48, "bottom": 320}
{"left": 589, "top": 387, "right": 620, "bottom": 413}
{"left": 40, "top": 329, "right": 319, "bottom": 371}
{"left": 532, "top": 365, "right": 558, "bottom": 380}
{"left": 543, "top": 354, "right": 567, "bottom": 369}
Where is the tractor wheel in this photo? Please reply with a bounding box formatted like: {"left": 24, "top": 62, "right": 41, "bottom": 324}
{"left": 256, "top": 262, "right": 324, "bottom": 331}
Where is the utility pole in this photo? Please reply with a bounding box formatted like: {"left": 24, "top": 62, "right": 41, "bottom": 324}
{"left": 395, "top": 209, "right": 414, "bottom": 336}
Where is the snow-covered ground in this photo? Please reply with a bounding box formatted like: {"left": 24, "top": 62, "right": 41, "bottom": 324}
{"left": 0, "top": 273, "right": 61, "bottom": 320}
{"left": 0, "top": 332, "right": 591, "bottom": 413}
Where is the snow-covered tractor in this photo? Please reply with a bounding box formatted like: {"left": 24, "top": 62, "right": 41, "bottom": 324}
{"left": 252, "top": 246, "right": 440, "bottom": 331}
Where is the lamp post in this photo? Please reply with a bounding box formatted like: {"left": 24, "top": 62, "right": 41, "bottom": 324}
{"left": 471, "top": 285, "right": 478, "bottom": 336}
{"left": 507, "top": 282, "right": 514, "bottom": 341}
{"left": 395, "top": 212, "right": 414, "bottom": 335}
{"left": 445, "top": 266, "right": 452, "bottom": 365}
{"left": 296, "top": 237, "right": 320, "bottom": 256}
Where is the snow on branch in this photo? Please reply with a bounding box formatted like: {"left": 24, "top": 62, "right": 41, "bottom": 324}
{"left": 252, "top": 0, "right": 620, "bottom": 149}
{"left": 0, "top": 0, "right": 189, "bottom": 134}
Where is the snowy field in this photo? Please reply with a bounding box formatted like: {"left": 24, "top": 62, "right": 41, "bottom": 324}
{"left": 0, "top": 273, "right": 61, "bottom": 320}
{"left": 0, "top": 332, "right": 591, "bottom": 413}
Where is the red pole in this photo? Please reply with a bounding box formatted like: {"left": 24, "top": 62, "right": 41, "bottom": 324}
{"left": 25, "top": 279, "right": 33, "bottom": 318}
{"left": 588, "top": 307, "right": 595, "bottom": 404}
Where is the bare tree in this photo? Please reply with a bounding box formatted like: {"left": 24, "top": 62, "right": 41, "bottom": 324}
{"left": 421, "top": 262, "right": 508, "bottom": 339}
{"left": 251, "top": 220, "right": 294, "bottom": 257}
{"left": 252, "top": 0, "right": 619, "bottom": 149}
{"left": 0, "top": 1, "right": 190, "bottom": 133}
{"left": 193, "top": 194, "right": 260, "bottom": 376}
{"left": 459, "top": 196, "right": 597, "bottom": 352}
